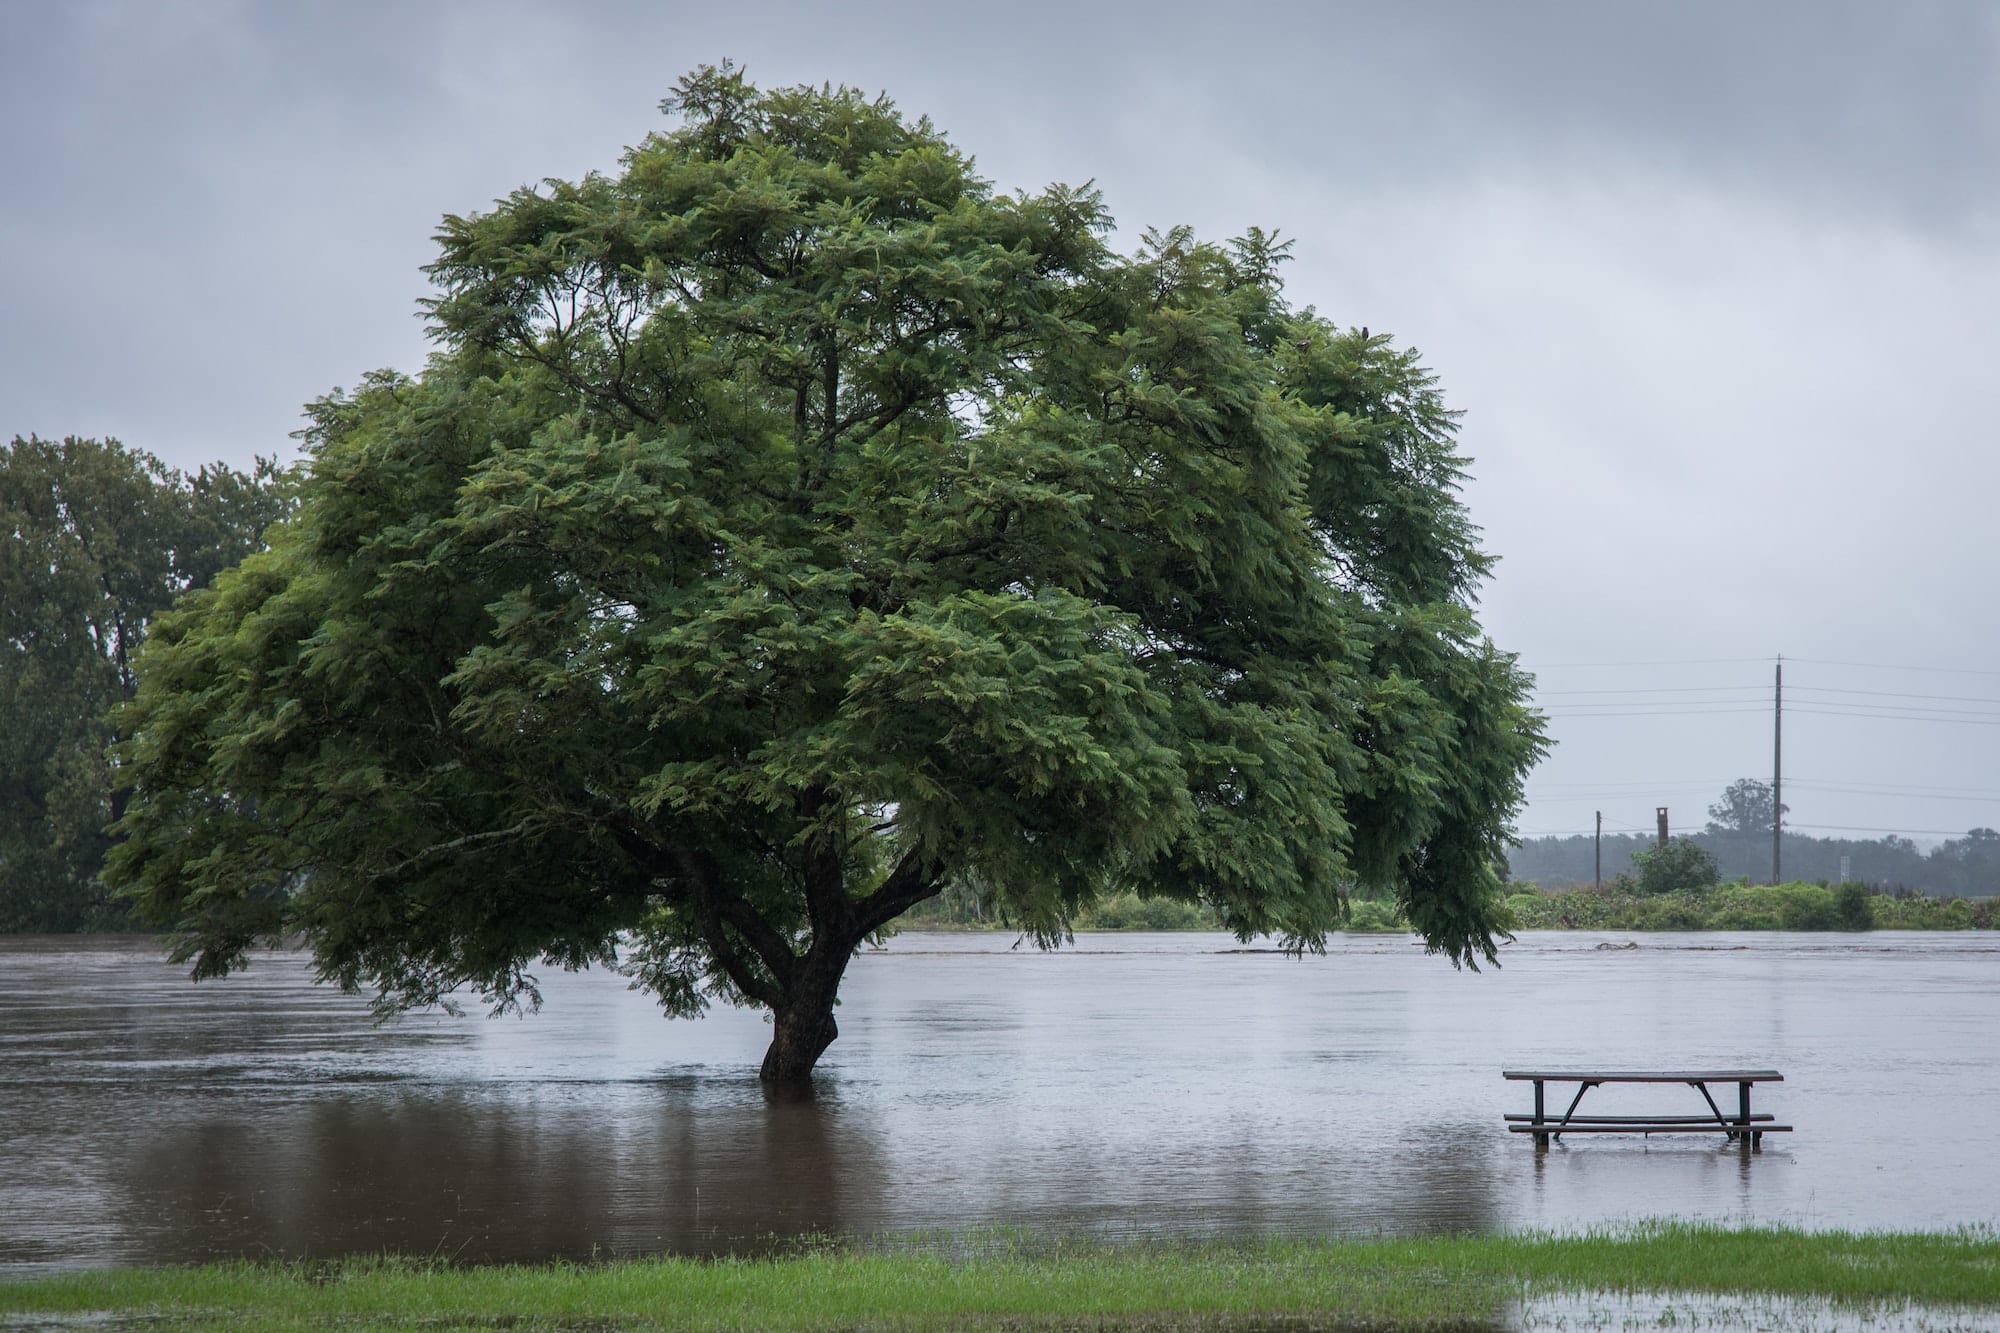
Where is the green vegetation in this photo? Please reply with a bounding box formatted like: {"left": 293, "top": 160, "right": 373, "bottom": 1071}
{"left": 106, "top": 64, "right": 1541, "bottom": 1087}
{"left": 1071, "top": 892, "right": 1219, "bottom": 932}
{"left": 909, "top": 877, "right": 1991, "bottom": 935}
{"left": 2, "top": 1227, "right": 1994, "bottom": 1330}
{"left": 1503, "top": 880, "right": 2000, "bottom": 931}
{"left": 1509, "top": 778, "right": 2000, "bottom": 896}
{"left": 1629, "top": 836, "right": 1719, "bottom": 895}
{"left": 900, "top": 882, "right": 1223, "bottom": 931}
{"left": 0, "top": 436, "right": 287, "bottom": 932}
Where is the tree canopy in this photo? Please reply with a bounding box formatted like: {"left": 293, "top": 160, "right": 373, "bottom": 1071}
{"left": 1, "top": 436, "right": 286, "bottom": 930}
{"left": 109, "top": 65, "right": 1544, "bottom": 1086}
{"left": 1705, "top": 778, "right": 1786, "bottom": 836}
{"left": 1630, "top": 837, "right": 1720, "bottom": 896}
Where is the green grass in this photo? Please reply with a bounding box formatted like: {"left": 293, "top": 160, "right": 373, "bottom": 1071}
{"left": 1503, "top": 881, "right": 1999, "bottom": 932}
{"left": 904, "top": 883, "right": 2000, "bottom": 935}
{"left": 3, "top": 1225, "right": 1997, "bottom": 1330}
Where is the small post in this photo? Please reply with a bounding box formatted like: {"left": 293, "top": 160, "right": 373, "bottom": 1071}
{"left": 1594, "top": 811, "right": 1602, "bottom": 889}
{"left": 1656, "top": 807, "right": 1669, "bottom": 848}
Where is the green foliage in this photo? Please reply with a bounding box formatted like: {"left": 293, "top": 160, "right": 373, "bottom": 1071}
{"left": 1871, "top": 891, "right": 1991, "bottom": 930}
{"left": 0, "top": 436, "right": 286, "bottom": 931}
{"left": 1705, "top": 778, "right": 1785, "bottom": 835}
{"left": 1924, "top": 827, "right": 2000, "bottom": 898}
{"left": 1505, "top": 881, "right": 1990, "bottom": 931}
{"left": 107, "top": 66, "right": 1542, "bottom": 1081}
{"left": 1074, "top": 892, "right": 1216, "bottom": 931}
{"left": 1334, "top": 897, "right": 1407, "bottom": 932}
{"left": 1630, "top": 836, "right": 1719, "bottom": 895}
{"left": 897, "top": 879, "right": 996, "bottom": 927}
{"left": 1512, "top": 781, "right": 2000, "bottom": 895}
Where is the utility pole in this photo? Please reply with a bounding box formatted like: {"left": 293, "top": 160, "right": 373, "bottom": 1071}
{"left": 1772, "top": 655, "right": 1783, "bottom": 884}
{"left": 1594, "top": 811, "right": 1602, "bottom": 889}
{"left": 1656, "top": 807, "right": 1669, "bottom": 848}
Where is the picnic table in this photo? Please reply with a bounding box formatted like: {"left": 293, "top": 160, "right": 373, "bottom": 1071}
{"left": 1503, "top": 1069, "right": 1791, "bottom": 1149}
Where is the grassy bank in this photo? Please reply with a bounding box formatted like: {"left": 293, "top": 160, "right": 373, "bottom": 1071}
{"left": 902, "top": 888, "right": 1219, "bottom": 931}
{"left": 1503, "top": 880, "right": 2000, "bottom": 932}
{"left": 903, "top": 883, "right": 2000, "bottom": 935}
{"left": 4, "top": 1226, "right": 1997, "bottom": 1330}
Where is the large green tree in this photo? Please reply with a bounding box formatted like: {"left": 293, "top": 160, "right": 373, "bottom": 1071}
{"left": 1705, "top": 778, "right": 1786, "bottom": 838}
{"left": 109, "top": 66, "right": 1544, "bottom": 1086}
{"left": 1, "top": 436, "right": 286, "bottom": 930}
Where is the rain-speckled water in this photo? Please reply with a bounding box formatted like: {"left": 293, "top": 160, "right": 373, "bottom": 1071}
{"left": 1, "top": 931, "right": 1995, "bottom": 1271}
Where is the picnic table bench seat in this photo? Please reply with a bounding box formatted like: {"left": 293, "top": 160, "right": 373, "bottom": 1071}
{"left": 1506, "top": 1122, "right": 1794, "bottom": 1135}
{"left": 1504, "top": 1104, "right": 1776, "bottom": 1112}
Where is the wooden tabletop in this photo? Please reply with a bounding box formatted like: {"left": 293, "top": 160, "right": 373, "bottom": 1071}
{"left": 1502, "top": 1070, "right": 1783, "bottom": 1083}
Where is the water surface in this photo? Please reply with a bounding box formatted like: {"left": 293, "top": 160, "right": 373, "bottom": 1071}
{"left": 2, "top": 931, "right": 1995, "bottom": 1270}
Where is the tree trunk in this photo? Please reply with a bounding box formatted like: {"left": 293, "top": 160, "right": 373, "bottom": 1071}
{"left": 750, "top": 834, "right": 942, "bottom": 1091}
{"left": 760, "top": 986, "right": 841, "bottom": 1090}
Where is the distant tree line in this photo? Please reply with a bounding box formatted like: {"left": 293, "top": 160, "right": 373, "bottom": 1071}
{"left": 1507, "top": 779, "right": 2000, "bottom": 897}
{"left": 1, "top": 437, "right": 288, "bottom": 931}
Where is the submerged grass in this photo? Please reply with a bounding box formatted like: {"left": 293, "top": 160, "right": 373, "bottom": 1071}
{"left": 2, "top": 1225, "right": 1996, "bottom": 1331}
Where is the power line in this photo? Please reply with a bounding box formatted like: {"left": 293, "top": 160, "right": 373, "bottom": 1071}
{"left": 1786, "top": 787, "right": 2000, "bottom": 806}
{"left": 1537, "top": 774, "right": 1740, "bottom": 784}
{"left": 1546, "top": 698, "right": 1767, "bottom": 710}
{"left": 1520, "top": 821, "right": 1991, "bottom": 839}
{"left": 1790, "top": 707, "right": 2000, "bottom": 727}
{"left": 1528, "top": 782, "right": 1730, "bottom": 794}
{"left": 1535, "top": 685, "right": 2000, "bottom": 707}
{"left": 1522, "top": 657, "right": 1773, "bottom": 669}
{"left": 1791, "top": 685, "right": 2000, "bottom": 707}
{"left": 1523, "top": 655, "right": 2000, "bottom": 677}
{"left": 1533, "top": 685, "right": 1768, "bottom": 697}
{"left": 1786, "top": 822, "right": 1989, "bottom": 837}
{"left": 1543, "top": 707, "right": 1769, "bottom": 718}
{"left": 1794, "top": 702, "right": 2000, "bottom": 720}
{"left": 1518, "top": 654, "right": 1999, "bottom": 848}
{"left": 1788, "top": 657, "right": 2000, "bottom": 679}
{"left": 1533, "top": 779, "right": 2000, "bottom": 801}
{"left": 1790, "top": 778, "right": 2000, "bottom": 799}
{"left": 1529, "top": 785, "right": 1727, "bottom": 797}
{"left": 1789, "top": 699, "right": 2000, "bottom": 719}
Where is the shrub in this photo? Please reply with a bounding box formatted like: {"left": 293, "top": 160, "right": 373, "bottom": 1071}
{"left": 1833, "top": 882, "right": 1874, "bottom": 931}
{"left": 1631, "top": 838, "right": 1719, "bottom": 895}
{"left": 1777, "top": 885, "right": 1838, "bottom": 931}
{"left": 1630, "top": 896, "right": 1707, "bottom": 930}
{"left": 1710, "top": 905, "right": 1782, "bottom": 931}
{"left": 1076, "top": 892, "right": 1214, "bottom": 931}
{"left": 1343, "top": 898, "right": 1411, "bottom": 933}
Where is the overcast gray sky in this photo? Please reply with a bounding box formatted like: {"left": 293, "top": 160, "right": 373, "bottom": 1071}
{"left": 6, "top": 0, "right": 1998, "bottom": 849}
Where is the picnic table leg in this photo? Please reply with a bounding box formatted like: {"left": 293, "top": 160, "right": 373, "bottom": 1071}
{"left": 1552, "top": 1072, "right": 1600, "bottom": 1128}
{"left": 1534, "top": 1080, "right": 1549, "bottom": 1150}
{"left": 1688, "top": 1080, "right": 1735, "bottom": 1140}
{"left": 1740, "top": 1082, "right": 1761, "bottom": 1149}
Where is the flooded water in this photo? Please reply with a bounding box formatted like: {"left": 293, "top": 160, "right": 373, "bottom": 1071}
{"left": 1512, "top": 1290, "right": 2000, "bottom": 1331}
{"left": 1, "top": 930, "right": 1996, "bottom": 1271}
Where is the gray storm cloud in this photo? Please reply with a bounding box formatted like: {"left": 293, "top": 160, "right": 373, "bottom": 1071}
{"left": 4, "top": 0, "right": 1995, "bottom": 844}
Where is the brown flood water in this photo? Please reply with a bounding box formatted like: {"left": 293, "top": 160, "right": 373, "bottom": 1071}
{"left": 2, "top": 931, "right": 1996, "bottom": 1271}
